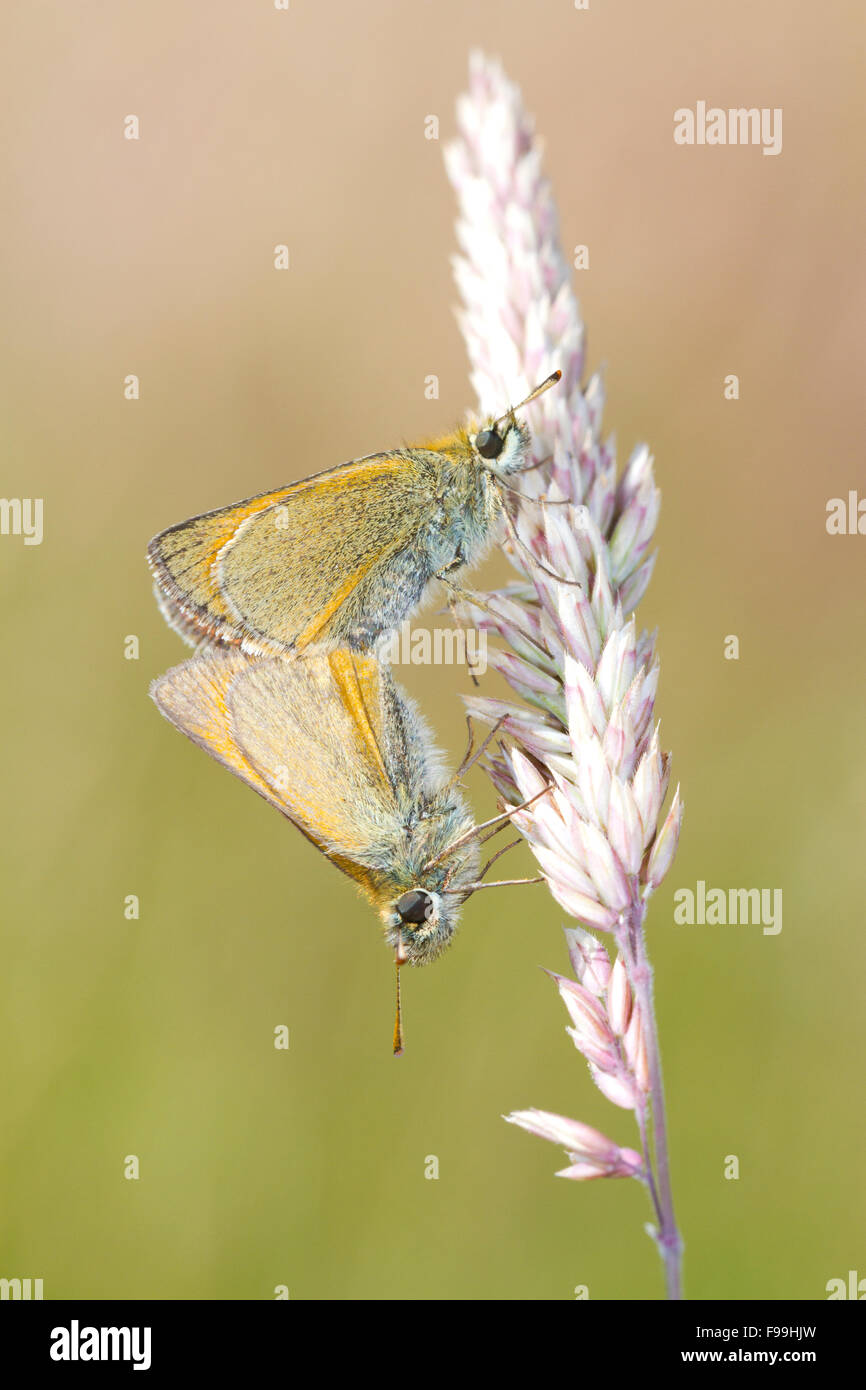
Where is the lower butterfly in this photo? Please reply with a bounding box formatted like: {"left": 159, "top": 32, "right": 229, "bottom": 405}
{"left": 150, "top": 648, "right": 546, "bottom": 1052}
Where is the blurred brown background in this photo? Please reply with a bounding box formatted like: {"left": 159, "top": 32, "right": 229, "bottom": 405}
{"left": 1, "top": 0, "right": 864, "bottom": 1299}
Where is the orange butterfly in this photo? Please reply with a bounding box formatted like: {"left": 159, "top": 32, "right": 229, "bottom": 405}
{"left": 147, "top": 373, "right": 560, "bottom": 656}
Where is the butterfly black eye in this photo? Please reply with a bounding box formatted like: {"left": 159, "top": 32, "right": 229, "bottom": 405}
{"left": 475, "top": 428, "right": 504, "bottom": 460}
{"left": 395, "top": 890, "right": 434, "bottom": 925}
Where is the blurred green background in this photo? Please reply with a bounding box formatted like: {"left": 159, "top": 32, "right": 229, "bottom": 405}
{"left": 1, "top": 0, "right": 864, "bottom": 1300}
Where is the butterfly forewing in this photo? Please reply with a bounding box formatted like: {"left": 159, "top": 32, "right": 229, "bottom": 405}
{"left": 149, "top": 455, "right": 434, "bottom": 654}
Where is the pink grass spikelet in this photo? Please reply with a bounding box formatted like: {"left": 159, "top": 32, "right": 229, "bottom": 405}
{"left": 504, "top": 1109, "right": 643, "bottom": 1182}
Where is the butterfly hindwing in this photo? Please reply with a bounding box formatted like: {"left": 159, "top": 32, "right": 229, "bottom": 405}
{"left": 151, "top": 648, "right": 419, "bottom": 864}
{"left": 225, "top": 652, "right": 402, "bottom": 862}
{"left": 150, "top": 648, "right": 284, "bottom": 813}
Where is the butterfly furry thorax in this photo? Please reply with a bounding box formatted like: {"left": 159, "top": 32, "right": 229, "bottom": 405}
{"left": 358, "top": 784, "right": 482, "bottom": 965}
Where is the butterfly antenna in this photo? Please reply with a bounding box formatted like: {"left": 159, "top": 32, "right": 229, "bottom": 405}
{"left": 493, "top": 369, "right": 562, "bottom": 427}
{"left": 392, "top": 953, "right": 405, "bottom": 1057}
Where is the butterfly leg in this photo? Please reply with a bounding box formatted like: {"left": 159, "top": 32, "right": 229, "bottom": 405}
{"left": 460, "top": 875, "right": 544, "bottom": 891}
{"left": 453, "top": 716, "right": 506, "bottom": 783}
{"left": 437, "top": 575, "right": 503, "bottom": 628}
{"left": 432, "top": 553, "right": 489, "bottom": 685}
{"left": 499, "top": 502, "right": 585, "bottom": 589}
{"left": 446, "top": 592, "right": 483, "bottom": 687}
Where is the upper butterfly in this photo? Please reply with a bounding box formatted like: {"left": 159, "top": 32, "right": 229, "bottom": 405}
{"left": 147, "top": 371, "right": 561, "bottom": 656}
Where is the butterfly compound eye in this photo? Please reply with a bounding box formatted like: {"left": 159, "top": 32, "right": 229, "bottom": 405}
{"left": 395, "top": 890, "right": 434, "bottom": 925}
{"left": 475, "top": 428, "right": 504, "bottom": 460}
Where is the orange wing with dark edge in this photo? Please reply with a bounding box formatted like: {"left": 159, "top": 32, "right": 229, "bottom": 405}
{"left": 147, "top": 454, "right": 430, "bottom": 655}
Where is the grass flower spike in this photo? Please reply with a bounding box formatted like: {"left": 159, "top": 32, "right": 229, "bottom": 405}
{"left": 445, "top": 52, "right": 685, "bottom": 1299}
